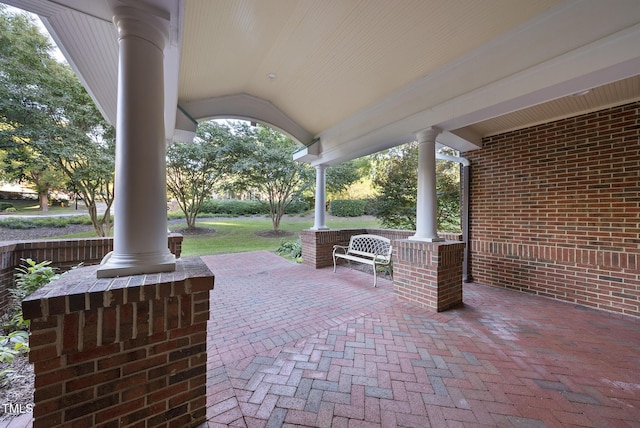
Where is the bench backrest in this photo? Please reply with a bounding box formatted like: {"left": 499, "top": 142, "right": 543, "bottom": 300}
{"left": 348, "top": 234, "right": 392, "bottom": 259}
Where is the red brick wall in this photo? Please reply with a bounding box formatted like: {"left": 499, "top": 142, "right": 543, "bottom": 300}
{"left": 464, "top": 101, "right": 640, "bottom": 318}
{"left": 22, "top": 257, "right": 213, "bottom": 427}
{"left": 0, "top": 234, "right": 183, "bottom": 311}
{"left": 301, "top": 228, "right": 461, "bottom": 270}
{"left": 394, "top": 240, "right": 465, "bottom": 311}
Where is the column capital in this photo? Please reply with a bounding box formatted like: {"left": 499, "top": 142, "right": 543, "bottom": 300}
{"left": 110, "top": 2, "right": 169, "bottom": 51}
{"left": 416, "top": 126, "right": 442, "bottom": 144}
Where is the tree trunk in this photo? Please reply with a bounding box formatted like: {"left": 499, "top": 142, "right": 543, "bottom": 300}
{"left": 88, "top": 204, "right": 105, "bottom": 237}
{"left": 39, "top": 191, "right": 49, "bottom": 212}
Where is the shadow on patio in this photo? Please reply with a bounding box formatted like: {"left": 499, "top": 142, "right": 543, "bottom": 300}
{"left": 201, "top": 251, "right": 640, "bottom": 427}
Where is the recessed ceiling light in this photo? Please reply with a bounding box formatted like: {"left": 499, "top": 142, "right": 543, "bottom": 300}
{"left": 267, "top": 73, "right": 277, "bottom": 80}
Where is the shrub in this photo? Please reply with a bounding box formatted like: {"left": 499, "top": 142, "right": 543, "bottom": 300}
{"left": 0, "top": 202, "right": 14, "bottom": 211}
{"left": 284, "top": 197, "right": 310, "bottom": 215}
{"left": 1, "top": 259, "right": 61, "bottom": 384}
{"left": 276, "top": 238, "right": 302, "bottom": 262}
{"left": 0, "top": 215, "right": 94, "bottom": 230}
{"left": 329, "top": 199, "right": 367, "bottom": 217}
{"left": 200, "top": 199, "right": 265, "bottom": 216}
{"left": 12, "top": 259, "right": 59, "bottom": 309}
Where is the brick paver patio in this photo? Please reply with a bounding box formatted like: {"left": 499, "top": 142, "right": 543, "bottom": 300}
{"left": 200, "top": 251, "right": 640, "bottom": 428}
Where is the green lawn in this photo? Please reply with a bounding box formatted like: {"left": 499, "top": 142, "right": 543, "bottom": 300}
{"left": 179, "top": 217, "right": 381, "bottom": 257}
{"left": 47, "top": 215, "right": 382, "bottom": 257}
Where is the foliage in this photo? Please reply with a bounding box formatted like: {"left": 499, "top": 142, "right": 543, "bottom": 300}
{"left": 283, "top": 197, "right": 310, "bottom": 215}
{"left": 167, "top": 121, "right": 227, "bottom": 229}
{"left": 329, "top": 199, "right": 368, "bottom": 217}
{"left": 199, "top": 198, "right": 310, "bottom": 217}
{"left": 326, "top": 161, "right": 362, "bottom": 197}
{"left": 435, "top": 152, "right": 462, "bottom": 232}
{"left": 276, "top": 238, "right": 302, "bottom": 262}
{"left": 0, "top": 330, "right": 28, "bottom": 364}
{"left": 12, "top": 258, "right": 59, "bottom": 308}
{"left": 0, "top": 215, "right": 93, "bottom": 229}
{"left": 0, "top": 202, "right": 13, "bottom": 211}
{"left": 0, "top": 7, "right": 115, "bottom": 235}
{"left": 370, "top": 143, "right": 419, "bottom": 230}
{"left": 0, "top": 257, "right": 61, "bottom": 383}
{"left": 217, "top": 122, "right": 314, "bottom": 232}
{"left": 369, "top": 142, "right": 461, "bottom": 232}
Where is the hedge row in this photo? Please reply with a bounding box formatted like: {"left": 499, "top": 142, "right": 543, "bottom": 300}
{"left": 0, "top": 202, "right": 14, "bottom": 211}
{"left": 329, "top": 199, "right": 374, "bottom": 217}
{"left": 199, "top": 198, "right": 310, "bottom": 216}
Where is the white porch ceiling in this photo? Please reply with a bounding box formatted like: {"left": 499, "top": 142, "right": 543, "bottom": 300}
{"left": 4, "top": 0, "right": 640, "bottom": 165}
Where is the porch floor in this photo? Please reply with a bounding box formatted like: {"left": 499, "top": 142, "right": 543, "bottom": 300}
{"left": 4, "top": 250, "right": 639, "bottom": 427}
{"left": 198, "top": 251, "right": 640, "bottom": 427}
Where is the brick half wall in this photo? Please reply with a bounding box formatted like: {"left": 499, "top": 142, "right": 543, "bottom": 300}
{"left": 22, "top": 256, "right": 213, "bottom": 428}
{"left": 300, "top": 228, "right": 462, "bottom": 270}
{"left": 0, "top": 234, "right": 183, "bottom": 311}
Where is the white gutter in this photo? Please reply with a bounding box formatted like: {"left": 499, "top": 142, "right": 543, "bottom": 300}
{"left": 436, "top": 152, "right": 470, "bottom": 167}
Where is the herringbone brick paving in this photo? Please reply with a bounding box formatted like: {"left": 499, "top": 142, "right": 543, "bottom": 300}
{"left": 199, "top": 251, "right": 640, "bottom": 427}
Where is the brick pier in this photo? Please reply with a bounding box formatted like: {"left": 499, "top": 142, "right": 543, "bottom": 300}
{"left": 22, "top": 257, "right": 214, "bottom": 428}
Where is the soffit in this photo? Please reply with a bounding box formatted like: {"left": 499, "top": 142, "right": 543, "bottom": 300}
{"left": 179, "top": 0, "right": 561, "bottom": 136}
{"left": 465, "top": 75, "right": 640, "bottom": 138}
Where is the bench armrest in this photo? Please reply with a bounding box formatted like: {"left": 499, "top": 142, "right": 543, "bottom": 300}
{"left": 333, "top": 244, "right": 349, "bottom": 255}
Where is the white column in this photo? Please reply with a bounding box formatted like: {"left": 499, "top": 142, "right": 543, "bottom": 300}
{"left": 411, "top": 127, "right": 444, "bottom": 242}
{"left": 97, "top": 5, "right": 175, "bottom": 278}
{"left": 312, "top": 165, "right": 329, "bottom": 230}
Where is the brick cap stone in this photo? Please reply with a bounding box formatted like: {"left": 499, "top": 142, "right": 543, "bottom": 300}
{"left": 22, "top": 256, "right": 214, "bottom": 320}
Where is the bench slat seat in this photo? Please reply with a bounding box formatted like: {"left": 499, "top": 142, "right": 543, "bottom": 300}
{"left": 332, "top": 234, "right": 392, "bottom": 287}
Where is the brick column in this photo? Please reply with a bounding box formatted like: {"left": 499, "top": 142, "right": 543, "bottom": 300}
{"left": 394, "top": 240, "right": 465, "bottom": 311}
{"left": 22, "top": 257, "right": 214, "bottom": 428}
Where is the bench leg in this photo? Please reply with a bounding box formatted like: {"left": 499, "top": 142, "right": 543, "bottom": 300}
{"left": 372, "top": 264, "right": 377, "bottom": 287}
{"left": 333, "top": 256, "right": 337, "bottom": 273}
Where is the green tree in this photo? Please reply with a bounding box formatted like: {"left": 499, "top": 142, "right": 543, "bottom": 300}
{"left": 370, "top": 143, "right": 461, "bottom": 232}
{"left": 220, "top": 122, "right": 313, "bottom": 233}
{"left": 0, "top": 7, "right": 115, "bottom": 234}
{"left": 166, "top": 121, "right": 227, "bottom": 229}
{"left": 2, "top": 144, "right": 67, "bottom": 211}
{"left": 434, "top": 149, "right": 461, "bottom": 232}
{"left": 56, "top": 123, "right": 115, "bottom": 237}
{"left": 0, "top": 8, "right": 67, "bottom": 210}
{"left": 370, "top": 143, "right": 418, "bottom": 229}
{"left": 326, "top": 160, "right": 362, "bottom": 199}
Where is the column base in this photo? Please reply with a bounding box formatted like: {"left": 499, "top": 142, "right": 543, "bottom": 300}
{"left": 97, "top": 250, "right": 176, "bottom": 278}
{"left": 310, "top": 226, "right": 330, "bottom": 231}
{"left": 409, "top": 235, "right": 445, "bottom": 242}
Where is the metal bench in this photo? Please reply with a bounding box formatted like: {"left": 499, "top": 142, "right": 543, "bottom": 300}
{"left": 332, "top": 234, "right": 392, "bottom": 287}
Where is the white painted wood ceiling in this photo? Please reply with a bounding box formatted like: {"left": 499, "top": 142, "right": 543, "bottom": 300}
{"left": 6, "top": 0, "right": 640, "bottom": 163}
{"left": 179, "top": 0, "right": 562, "bottom": 136}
